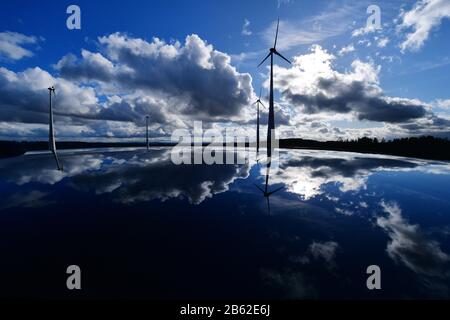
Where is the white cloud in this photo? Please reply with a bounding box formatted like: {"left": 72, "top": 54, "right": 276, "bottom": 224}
{"left": 335, "top": 207, "right": 354, "bottom": 216}
{"left": 242, "top": 19, "right": 252, "bottom": 36}
{"left": 398, "top": 0, "right": 450, "bottom": 52}
{"left": 0, "top": 66, "right": 99, "bottom": 124}
{"left": 0, "top": 33, "right": 258, "bottom": 140}
{"left": 380, "top": 55, "right": 395, "bottom": 63}
{"left": 378, "top": 201, "right": 450, "bottom": 277}
{"left": 377, "top": 37, "right": 390, "bottom": 48}
{"left": 338, "top": 43, "right": 355, "bottom": 56}
{"left": 58, "top": 33, "right": 254, "bottom": 122}
{"left": 273, "top": 45, "right": 429, "bottom": 123}
{"left": 357, "top": 39, "right": 372, "bottom": 47}
{"left": 352, "top": 24, "right": 379, "bottom": 37}
{"left": 309, "top": 241, "right": 339, "bottom": 264}
{"left": 436, "top": 99, "right": 450, "bottom": 109}
{"left": 0, "top": 31, "right": 40, "bottom": 60}
{"left": 261, "top": 3, "right": 361, "bottom": 51}
{"left": 277, "top": 0, "right": 292, "bottom": 9}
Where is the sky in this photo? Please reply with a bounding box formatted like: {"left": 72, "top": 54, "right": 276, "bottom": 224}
{"left": 1, "top": 0, "right": 450, "bottom": 141}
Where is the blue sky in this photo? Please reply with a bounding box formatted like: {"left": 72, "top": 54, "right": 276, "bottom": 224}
{"left": 1, "top": 0, "right": 450, "bottom": 141}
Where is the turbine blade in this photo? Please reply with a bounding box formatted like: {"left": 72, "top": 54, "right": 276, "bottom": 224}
{"left": 257, "top": 53, "right": 271, "bottom": 68}
{"left": 259, "top": 101, "right": 267, "bottom": 109}
{"left": 254, "top": 183, "right": 265, "bottom": 194}
{"left": 267, "top": 186, "right": 284, "bottom": 196}
{"left": 274, "top": 19, "right": 280, "bottom": 49}
{"left": 259, "top": 87, "right": 262, "bottom": 100}
{"left": 275, "top": 51, "right": 291, "bottom": 64}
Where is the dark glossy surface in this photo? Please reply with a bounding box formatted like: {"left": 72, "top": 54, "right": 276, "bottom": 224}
{"left": 0, "top": 147, "right": 449, "bottom": 299}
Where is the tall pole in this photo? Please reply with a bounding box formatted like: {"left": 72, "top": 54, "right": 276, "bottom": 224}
{"left": 48, "top": 87, "right": 62, "bottom": 170}
{"left": 267, "top": 53, "right": 275, "bottom": 158}
{"left": 146, "top": 115, "right": 149, "bottom": 151}
{"left": 49, "top": 88, "right": 56, "bottom": 153}
{"left": 256, "top": 104, "right": 260, "bottom": 153}
{"left": 266, "top": 56, "right": 274, "bottom": 194}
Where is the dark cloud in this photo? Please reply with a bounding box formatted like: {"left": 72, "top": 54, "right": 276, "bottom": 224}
{"left": 57, "top": 34, "right": 253, "bottom": 120}
{"left": 55, "top": 51, "right": 115, "bottom": 82}
{"left": 0, "top": 67, "right": 99, "bottom": 124}
{"left": 271, "top": 45, "right": 450, "bottom": 138}
{"left": 0, "top": 68, "right": 50, "bottom": 124}
{"left": 283, "top": 156, "right": 418, "bottom": 178}
{"left": 0, "top": 33, "right": 255, "bottom": 140}
{"left": 390, "top": 116, "right": 450, "bottom": 139}
{"left": 284, "top": 77, "right": 427, "bottom": 123}
{"left": 96, "top": 97, "right": 168, "bottom": 125}
{"left": 257, "top": 106, "right": 291, "bottom": 126}
{"left": 0, "top": 66, "right": 174, "bottom": 128}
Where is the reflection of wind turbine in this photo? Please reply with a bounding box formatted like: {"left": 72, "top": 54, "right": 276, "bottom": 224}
{"left": 253, "top": 88, "right": 266, "bottom": 154}
{"left": 48, "top": 86, "right": 62, "bottom": 171}
{"left": 258, "top": 19, "right": 290, "bottom": 158}
{"left": 145, "top": 115, "right": 150, "bottom": 151}
{"left": 255, "top": 159, "right": 284, "bottom": 215}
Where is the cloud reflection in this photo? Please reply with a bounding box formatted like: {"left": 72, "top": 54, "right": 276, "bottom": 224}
{"left": 378, "top": 201, "right": 450, "bottom": 278}
{"left": 0, "top": 149, "right": 252, "bottom": 205}
{"left": 268, "top": 150, "right": 450, "bottom": 200}
{"left": 72, "top": 149, "right": 251, "bottom": 204}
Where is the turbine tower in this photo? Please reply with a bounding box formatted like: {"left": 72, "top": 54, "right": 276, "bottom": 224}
{"left": 253, "top": 88, "right": 266, "bottom": 153}
{"left": 145, "top": 115, "right": 150, "bottom": 151}
{"left": 48, "top": 86, "right": 62, "bottom": 171}
{"left": 257, "top": 19, "right": 291, "bottom": 158}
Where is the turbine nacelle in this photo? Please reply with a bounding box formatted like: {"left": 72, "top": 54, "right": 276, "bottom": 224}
{"left": 47, "top": 86, "right": 62, "bottom": 171}
{"left": 255, "top": 184, "right": 284, "bottom": 198}
{"left": 255, "top": 182, "right": 284, "bottom": 215}
{"left": 253, "top": 88, "right": 267, "bottom": 109}
{"left": 257, "top": 19, "right": 291, "bottom": 67}
{"left": 253, "top": 99, "right": 266, "bottom": 108}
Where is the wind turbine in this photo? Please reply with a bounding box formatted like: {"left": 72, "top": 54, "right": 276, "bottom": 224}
{"left": 257, "top": 19, "right": 291, "bottom": 158}
{"left": 253, "top": 88, "right": 266, "bottom": 153}
{"left": 255, "top": 159, "right": 284, "bottom": 215}
{"left": 48, "top": 86, "right": 62, "bottom": 171}
{"left": 145, "top": 115, "right": 150, "bottom": 151}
